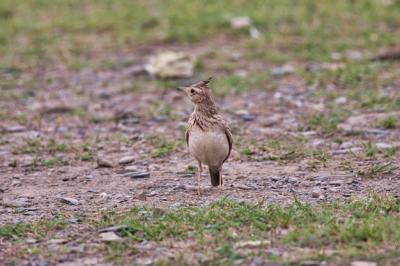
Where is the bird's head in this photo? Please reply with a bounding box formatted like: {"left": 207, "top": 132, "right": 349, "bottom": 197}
{"left": 179, "top": 77, "right": 214, "bottom": 105}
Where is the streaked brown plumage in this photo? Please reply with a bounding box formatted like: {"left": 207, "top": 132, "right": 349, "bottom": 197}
{"left": 182, "top": 78, "right": 233, "bottom": 195}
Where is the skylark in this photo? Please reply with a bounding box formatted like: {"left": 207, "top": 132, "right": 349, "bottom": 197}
{"left": 182, "top": 78, "right": 233, "bottom": 195}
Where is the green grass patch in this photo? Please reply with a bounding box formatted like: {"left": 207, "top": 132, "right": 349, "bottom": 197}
{"left": 91, "top": 195, "right": 400, "bottom": 264}
{"left": 379, "top": 116, "right": 398, "bottom": 129}
{"left": 303, "top": 110, "right": 349, "bottom": 135}
{"left": 2, "top": 1, "right": 400, "bottom": 69}
{"left": 146, "top": 135, "right": 183, "bottom": 158}
{"left": 357, "top": 162, "right": 398, "bottom": 178}
{"left": 0, "top": 217, "right": 67, "bottom": 241}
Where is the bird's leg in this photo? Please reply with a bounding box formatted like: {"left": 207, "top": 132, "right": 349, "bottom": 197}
{"left": 219, "top": 168, "right": 223, "bottom": 189}
{"left": 197, "top": 161, "right": 202, "bottom": 196}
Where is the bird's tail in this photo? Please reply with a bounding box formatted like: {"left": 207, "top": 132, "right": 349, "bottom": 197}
{"left": 209, "top": 168, "right": 222, "bottom": 186}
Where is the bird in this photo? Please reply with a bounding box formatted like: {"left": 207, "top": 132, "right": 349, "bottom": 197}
{"left": 181, "top": 77, "right": 233, "bottom": 195}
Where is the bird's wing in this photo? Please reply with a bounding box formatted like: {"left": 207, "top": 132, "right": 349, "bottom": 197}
{"left": 218, "top": 117, "right": 233, "bottom": 163}
{"left": 223, "top": 126, "right": 233, "bottom": 163}
{"left": 185, "top": 128, "right": 190, "bottom": 146}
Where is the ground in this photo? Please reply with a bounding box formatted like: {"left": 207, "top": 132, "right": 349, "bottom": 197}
{"left": 1, "top": 1, "right": 400, "bottom": 265}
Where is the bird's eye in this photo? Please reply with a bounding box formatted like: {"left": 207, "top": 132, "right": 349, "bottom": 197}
{"left": 190, "top": 88, "right": 195, "bottom": 94}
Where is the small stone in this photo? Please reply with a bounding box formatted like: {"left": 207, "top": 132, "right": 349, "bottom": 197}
{"left": 311, "top": 189, "right": 321, "bottom": 198}
{"left": 118, "top": 156, "right": 135, "bottom": 165}
{"left": 26, "top": 238, "right": 37, "bottom": 244}
{"left": 234, "top": 240, "right": 271, "bottom": 249}
{"left": 310, "top": 139, "right": 325, "bottom": 148}
{"left": 67, "top": 218, "right": 81, "bottom": 224}
{"left": 240, "top": 113, "right": 256, "bottom": 121}
{"left": 124, "top": 171, "right": 150, "bottom": 179}
{"left": 99, "top": 232, "right": 121, "bottom": 242}
{"left": 99, "top": 225, "right": 129, "bottom": 233}
{"left": 346, "top": 50, "right": 364, "bottom": 60}
{"left": 335, "top": 96, "right": 347, "bottom": 105}
{"left": 376, "top": 142, "right": 394, "bottom": 149}
{"left": 36, "top": 261, "right": 49, "bottom": 266}
{"left": 287, "top": 177, "right": 299, "bottom": 184}
{"left": 329, "top": 180, "right": 343, "bottom": 186}
{"left": 271, "top": 176, "right": 280, "bottom": 182}
{"left": 146, "top": 51, "right": 195, "bottom": 78}
{"left": 314, "top": 175, "right": 329, "bottom": 182}
{"left": 124, "top": 165, "right": 137, "bottom": 171}
{"left": 60, "top": 197, "right": 80, "bottom": 206}
{"left": 266, "top": 248, "right": 282, "bottom": 257}
{"left": 230, "top": 16, "right": 251, "bottom": 29}
{"left": 3, "top": 125, "right": 26, "bottom": 133}
{"left": 271, "top": 64, "right": 295, "bottom": 76}
{"left": 250, "top": 27, "right": 260, "bottom": 39}
{"left": 340, "top": 141, "right": 355, "bottom": 149}
{"left": 2, "top": 198, "right": 31, "bottom": 208}
{"left": 351, "top": 261, "right": 377, "bottom": 266}
{"left": 97, "top": 157, "right": 113, "bottom": 168}
{"left": 152, "top": 115, "right": 169, "bottom": 122}
{"left": 301, "top": 261, "right": 321, "bottom": 266}
{"left": 47, "top": 239, "right": 68, "bottom": 245}
{"left": 333, "top": 147, "right": 363, "bottom": 155}
{"left": 250, "top": 256, "right": 265, "bottom": 266}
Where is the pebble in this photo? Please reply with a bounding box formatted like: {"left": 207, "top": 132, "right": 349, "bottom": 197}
{"left": 314, "top": 175, "right": 329, "bottom": 182}
{"left": 265, "top": 248, "right": 282, "bottom": 257}
{"left": 300, "top": 261, "right": 322, "bottom": 266}
{"left": 351, "top": 261, "right": 377, "bottom": 266}
{"left": 118, "top": 156, "right": 135, "bottom": 165}
{"left": 99, "top": 225, "right": 129, "bottom": 233}
{"left": 311, "top": 189, "right": 321, "bottom": 198}
{"left": 240, "top": 113, "right": 256, "bottom": 121}
{"left": 230, "top": 16, "right": 251, "bottom": 29}
{"left": 250, "top": 27, "right": 261, "bottom": 39}
{"left": 124, "top": 171, "right": 150, "bottom": 179}
{"left": 2, "top": 198, "right": 31, "bottom": 208}
{"left": 67, "top": 218, "right": 81, "bottom": 224}
{"left": 47, "top": 239, "right": 68, "bottom": 245}
{"left": 376, "top": 142, "right": 394, "bottom": 149}
{"left": 346, "top": 50, "right": 364, "bottom": 60}
{"left": 335, "top": 96, "right": 347, "bottom": 105}
{"left": 250, "top": 257, "right": 265, "bottom": 266}
{"left": 234, "top": 240, "right": 271, "bottom": 249}
{"left": 36, "top": 261, "right": 49, "bottom": 266}
{"left": 310, "top": 139, "right": 325, "bottom": 148}
{"left": 26, "top": 238, "right": 37, "bottom": 244}
{"left": 99, "top": 232, "right": 121, "bottom": 242}
{"left": 340, "top": 141, "right": 355, "bottom": 149}
{"left": 271, "top": 64, "right": 295, "bottom": 76}
{"left": 329, "top": 180, "right": 343, "bottom": 186}
{"left": 60, "top": 197, "right": 80, "bottom": 206}
{"left": 3, "top": 125, "right": 26, "bottom": 133}
{"left": 97, "top": 157, "right": 113, "bottom": 168}
{"left": 271, "top": 176, "right": 280, "bottom": 182}
{"left": 333, "top": 147, "right": 363, "bottom": 155}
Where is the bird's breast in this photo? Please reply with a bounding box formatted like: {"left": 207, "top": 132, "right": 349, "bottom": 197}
{"left": 188, "top": 128, "right": 229, "bottom": 167}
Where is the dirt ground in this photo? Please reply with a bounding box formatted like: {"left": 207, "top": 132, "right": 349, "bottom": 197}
{"left": 1, "top": 42, "right": 400, "bottom": 265}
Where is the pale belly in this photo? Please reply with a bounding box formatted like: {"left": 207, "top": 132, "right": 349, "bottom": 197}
{"left": 188, "top": 129, "right": 229, "bottom": 167}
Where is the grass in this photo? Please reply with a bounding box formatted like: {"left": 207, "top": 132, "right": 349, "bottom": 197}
{"left": 2, "top": 1, "right": 400, "bottom": 70}
{"left": 379, "top": 116, "right": 398, "bottom": 129}
{"left": 357, "top": 162, "right": 398, "bottom": 179}
{"left": 238, "top": 136, "right": 331, "bottom": 166}
{"left": 2, "top": 196, "right": 400, "bottom": 264}
{"left": 146, "top": 135, "right": 183, "bottom": 158}
{"left": 0, "top": 217, "right": 67, "bottom": 241}
{"left": 90, "top": 195, "right": 400, "bottom": 264}
{"left": 303, "top": 110, "right": 350, "bottom": 135}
